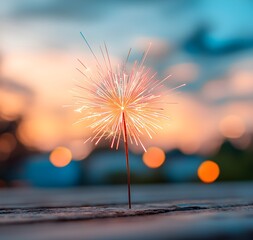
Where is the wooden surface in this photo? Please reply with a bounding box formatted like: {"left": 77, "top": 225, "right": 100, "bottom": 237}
{"left": 1, "top": 182, "right": 253, "bottom": 240}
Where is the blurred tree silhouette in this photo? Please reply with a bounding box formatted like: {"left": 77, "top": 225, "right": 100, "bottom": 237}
{"left": 213, "top": 140, "right": 253, "bottom": 181}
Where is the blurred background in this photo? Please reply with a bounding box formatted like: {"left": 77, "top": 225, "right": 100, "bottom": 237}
{"left": 0, "top": 0, "right": 253, "bottom": 188}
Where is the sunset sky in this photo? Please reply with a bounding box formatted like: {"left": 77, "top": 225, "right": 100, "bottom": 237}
{"left": 1, "top": 0, "right": 253, "bottom": 159}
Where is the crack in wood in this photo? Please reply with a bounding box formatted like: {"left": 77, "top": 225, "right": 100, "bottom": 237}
{"left": 1, "top": 202, "right": 253, "bottom": 226}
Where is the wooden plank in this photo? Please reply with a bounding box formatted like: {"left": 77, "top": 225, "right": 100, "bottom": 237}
{"left": 0, "top": 183, "right": 253, "bottom": 239}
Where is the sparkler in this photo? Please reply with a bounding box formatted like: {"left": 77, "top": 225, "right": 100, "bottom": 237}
{"left": 72, "top": 32, "right": 184, "bottom": 209}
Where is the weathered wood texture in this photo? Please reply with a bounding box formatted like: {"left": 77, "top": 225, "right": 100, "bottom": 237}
{"left": 1, "top": 182, "right": 253, "bottom": 240}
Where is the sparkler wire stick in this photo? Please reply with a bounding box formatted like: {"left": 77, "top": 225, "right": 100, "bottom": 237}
{"left": 122, "top": 111, "right": 131, "bottom": 209}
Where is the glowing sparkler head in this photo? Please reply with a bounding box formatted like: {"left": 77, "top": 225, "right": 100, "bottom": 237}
{"left": 71, "top": 34, "right": 184, "bottom": 152}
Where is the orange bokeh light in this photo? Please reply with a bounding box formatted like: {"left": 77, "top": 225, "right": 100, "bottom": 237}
{"left": 198, "top": 160, "right": 220, "bottom": 183}
{"left": 49, "top": 147, "right": 72, "bottom": 167}
{"left": 142, "top": 147, "right": 166, "bottom": 168}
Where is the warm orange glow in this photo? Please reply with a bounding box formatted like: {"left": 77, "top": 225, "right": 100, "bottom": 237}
{"left": 230, "top": 70, "right": 253, "bottom": 96}
{"left": 198, "top": 160, "right": 220, "bottom": 183}
{"left": 0, "top": 91, "right": 26, "bottom": 121}
{"left": 68, "top": 140, "right": 92, "bottom": 161}
{"left": 179, "top": 139, "right": 200, "bottom": 155}
{"left": 49, "top": 147, "right": 72, "bottom": 167}
{"left": 143, "top": 147, "right": 166, "bottom": 168}
{"left": 219, "top": 115, "right": 245, "bottom": 139}
{"left": 16, "top": 114, "right": 62, "bottom": 151}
